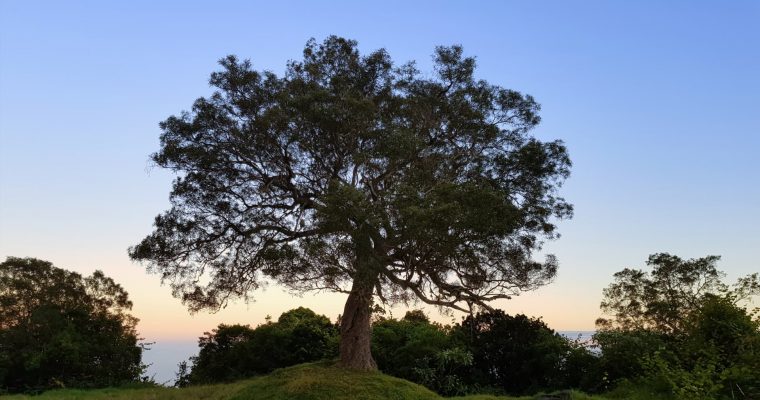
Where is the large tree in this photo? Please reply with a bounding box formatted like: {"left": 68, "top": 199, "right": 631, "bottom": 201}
{"left": 130, "top": 36, "right": 572, "bottom": 370}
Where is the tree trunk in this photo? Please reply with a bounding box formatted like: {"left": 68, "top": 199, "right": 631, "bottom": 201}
{"left": 338, "top": 275, "right": 377, "bottom": 370}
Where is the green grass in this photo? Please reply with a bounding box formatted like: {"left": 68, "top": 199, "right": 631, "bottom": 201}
{"left": 0, "top": 362, "right": 652, "bottom": 400}
{"left": 450, "top": 391, "right": 613, "bottom": 400}
{"left": 0, "top": 379, "right": 249, "bottom": 400}
{"left": 227, "top": 361, "right": 440, "bottom": 400}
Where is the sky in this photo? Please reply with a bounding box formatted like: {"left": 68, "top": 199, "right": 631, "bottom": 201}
{"left": 1, "top": 0, "right": 759, "bottom": 383}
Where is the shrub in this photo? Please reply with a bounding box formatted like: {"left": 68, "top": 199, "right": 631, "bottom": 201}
{"left": 371, "top": 310, "right": 454, "bottom": 384}
{"left": 184, "top": 307, "right": 338, "bottom": 385}
{"left": 455, "top": 310, "right": 592, "bottom": 395}
{"left": 411, "top": 347, "right": 474, "bottom": 396}
{"left": 592, "top": 329, "right": 669, "bottom": 387}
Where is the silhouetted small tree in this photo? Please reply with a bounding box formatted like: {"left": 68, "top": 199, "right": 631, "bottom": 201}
{"left": 372, "top": 310, "right": 452, "bottom": 384}
{"left": 594, "top": 254, "right": 760, "bottom": 398}
{"left": 0, "top": 257, "right": 143, "bottom": 393}
{"left": 597, "top": 253, "right": 736, "bottom": 334}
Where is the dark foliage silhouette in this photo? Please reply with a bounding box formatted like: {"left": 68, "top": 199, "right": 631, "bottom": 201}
{"left": 594, "top": 254, "right": 760, "bottom": 398}
{"left": 130, "top": 35, "right": 572, "bottom": 370}
{"left": 182, "top": 307, "right": 337, "bottom": 385}
{"left": 455, "top": 310, "right": 591, "bottom": 395}
{"left": 0, "top": 257, "right": 143, "bottom": 393}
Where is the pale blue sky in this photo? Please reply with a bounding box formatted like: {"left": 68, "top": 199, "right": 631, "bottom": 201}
{"left": 1, "top": 0, "right": 759, "bottom": 381}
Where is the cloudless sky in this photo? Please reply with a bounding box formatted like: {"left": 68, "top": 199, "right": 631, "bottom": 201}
{"left": 1, "top": 0, "right": 759, "bottom": 383}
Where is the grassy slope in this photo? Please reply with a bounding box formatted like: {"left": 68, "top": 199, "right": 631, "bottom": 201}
{"left": 0, "top": 362, "right": 615, "bottom": 400}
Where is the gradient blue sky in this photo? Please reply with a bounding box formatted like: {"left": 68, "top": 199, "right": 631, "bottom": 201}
{"left": 1, "top": 0, "right": 759, "bottom": 380}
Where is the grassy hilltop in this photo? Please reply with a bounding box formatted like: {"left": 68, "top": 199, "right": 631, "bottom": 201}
{"left": 0, "top": 362, "right": 620, "bottom": 400}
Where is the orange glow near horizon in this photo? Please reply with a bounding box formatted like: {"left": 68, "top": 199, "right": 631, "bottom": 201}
{"left": 130, "top": 272, "right": 602, "bottom": 342}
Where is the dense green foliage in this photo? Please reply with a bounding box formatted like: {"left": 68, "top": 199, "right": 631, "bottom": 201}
{"left": 374, "top": 309, "right": 598, "bottom": 396}
{"left": 372, "top": 311, "right": 471, "bottom": 396}
{"left": 0, "top": 257, "right": 143, "bottom": 393}
{"left": 181, "top": 308, "right": 338, "bottom": 385}
{"left": 637, "top": 295, "right": 760, "bottom": 399}
{"left": 456, "top": 311, "right": 596, "bottom": 395}
{"left": 590, "top": 329, "right": 666, "bottom": 388}
{"left": 178, "top": 308, "right": 595, "bottom": 396}
{"left": 594, "top": 254, "right": 760, "bottom": 399}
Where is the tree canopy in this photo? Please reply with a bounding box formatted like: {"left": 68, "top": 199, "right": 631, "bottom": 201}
{"left": 596, "top": 253, "right": 759, "bottom": 334}
{"left": 0, "top": 257, "right": 143, "bottom": 393}
{"left": 130, "top": 36, "right": 572, "bottom": 369}
{"left": 594, "top": 253, "right": 760, "bottom": 398}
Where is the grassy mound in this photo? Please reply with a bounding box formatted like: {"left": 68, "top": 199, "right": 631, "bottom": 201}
{"left": 0, "top": 362, "right": 439, "bottom": 400}
{"left": 0, "top": 362, "right": 610, "bottom": 400}
{"left": 230, "top": 361, "right": 439, "bottom": 400}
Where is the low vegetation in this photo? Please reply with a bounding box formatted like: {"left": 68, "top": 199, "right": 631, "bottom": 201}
{"left": 178, "top": 306, "right": 593, "bottom": 396}
{"left": 0, "top": 362, "right": 612, "bottom": 400}
{"left": 178, "top": 308, "right": 338, "bottom": 386}
{"left": 1, "top": 254, "right": 758, "bottom": 399}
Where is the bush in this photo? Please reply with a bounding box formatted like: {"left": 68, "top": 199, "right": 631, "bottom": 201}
{"left": 411, "top": 346, "right": 474, "bottom": 396}
{"left": 455, "top": 310, "right": 593, "bottom": 395}
{"left": 183, "top": 307, "right": 338, "bottom": 385}
{"left": 654, "top": 295, "right": 760, "bottom": 399}
{"left": 641, "top": 348, "right": 723, "bottom": 400}
{"left": 562, "top": 338, "right": 602, "bottom": 392}
{"left": 182, "top": 323, "right": 257, "bottom": 384}
{"left": 592, "top": 329, "right": 669, "bottom": 387}
{"left": 372, "top": 310, "right": 476, "bottom": 396}
{"left": 371, "top": 311, "right": 454, "bottom": 384}
{"left": 373, "top": 309, "right": 598, "bottom": 396}
{"left": 596, "top": 294, "right": 760, "bottom": 399}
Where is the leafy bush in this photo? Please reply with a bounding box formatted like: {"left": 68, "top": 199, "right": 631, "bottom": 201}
{"left": 371, "top": 311, "right": 453, "bottom": 384}
{"left": 562, "top": 338, "right": 603, "bottom": 392}
{"left": 641, "top": 348, "right": 723, "bottom": 400}
{"left": 641, "top": 295, "right": 760, "bottom": 399}
{"left": 455, "top": 310, "right": 593, "bottom": 395}
{"left": 372, "top": 309, "right": 598, "bottom": 396}
{"left": 183, "top": 307, "right": 338, "bottom": 385}
{"left": 592, "top": 329, "right": 669, "bottom": 388}
{"left": 183, "top": 324, "right": 257, "bottom": 384}
{"left": 372, "top": 310, "right": 485, "bottom": 396}
{"left": 411, "top": 346, "right": 474, "bottom": 396}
